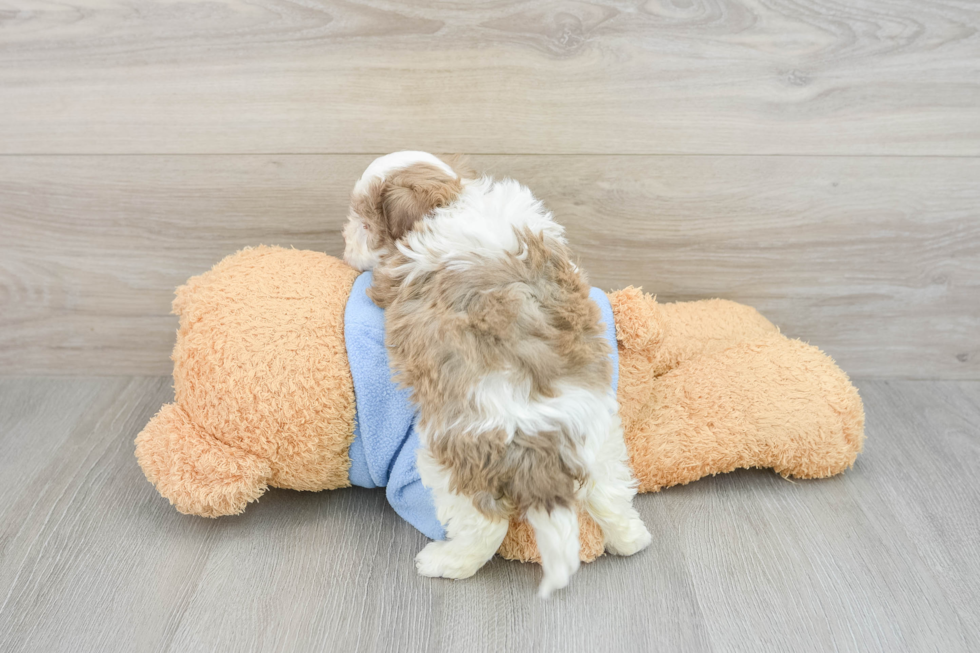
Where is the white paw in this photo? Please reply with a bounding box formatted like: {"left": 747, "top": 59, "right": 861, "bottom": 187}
{"left": 604, "top": 518, "right": 652, "bottom": 557}
{"left": 415, "top": 541, "right": 485, "bottom": 580}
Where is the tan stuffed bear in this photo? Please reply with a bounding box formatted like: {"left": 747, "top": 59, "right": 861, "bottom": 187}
{"left": 135, "top": 245, "right": 864, "bottom": 563}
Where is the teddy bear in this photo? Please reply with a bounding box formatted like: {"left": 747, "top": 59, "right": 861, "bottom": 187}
{"left": 135, "top": 245, "right": 864, "bottom": 563}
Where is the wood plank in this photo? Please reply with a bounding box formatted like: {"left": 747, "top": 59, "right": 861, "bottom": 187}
{"left": 848, "top": 380, "right": 980, "bottom": 643}
{"left": 2, "top": 154, "right": 977, "bottom": 378}
{"left": 1, "top": 378, "right": 978, "bottom": 651}
{"left": 676, "top": 380, "right": 980, "bottom": 651}
{"left": 1, "top": 1, "right": 978, "bottom": 154}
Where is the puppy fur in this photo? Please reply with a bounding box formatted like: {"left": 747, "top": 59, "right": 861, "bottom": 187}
{"left": 343, "top": 152, "right": 651, "bottom": 597}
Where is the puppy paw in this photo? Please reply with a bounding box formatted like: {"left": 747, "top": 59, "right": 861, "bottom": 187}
{"left": 415, "top": 541, "right": 485, "bottom": 580}
{"left": 604, "top": 518, "right": 652, "bottom": 557}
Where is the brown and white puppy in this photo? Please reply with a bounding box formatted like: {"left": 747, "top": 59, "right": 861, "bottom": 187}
{"left": 343, "top": 151, "right": 650, "bottom": 597}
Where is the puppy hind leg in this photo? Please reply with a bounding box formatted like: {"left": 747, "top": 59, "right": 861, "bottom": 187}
{"left": 415, "top": 448, "right": 509, "bottom": 580}
{"left": 414, "top": 492, "right": 509, "bottom": 580}
{"left": 585, "top": 421, "right": 652, "bottom": 557}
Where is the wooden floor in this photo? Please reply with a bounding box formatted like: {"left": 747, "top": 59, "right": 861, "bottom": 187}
{"left": 0, "top": 377, "right": 978, "bottom": 653}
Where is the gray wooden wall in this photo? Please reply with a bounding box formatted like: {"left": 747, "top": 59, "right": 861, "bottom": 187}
{"left": 2, "top": 1, "right": 978, "bottom": 379}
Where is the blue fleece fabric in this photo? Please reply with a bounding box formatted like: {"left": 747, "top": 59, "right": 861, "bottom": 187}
{"left": 344, "top": 271, "right": 619, "bottom": 540}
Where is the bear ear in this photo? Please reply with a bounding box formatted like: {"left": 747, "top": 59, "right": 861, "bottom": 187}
{"left": 381, "top": 163, "right": 462, "bottom": 241}
{"left": 607, "top": 286, "right": 665, "bottom": 352}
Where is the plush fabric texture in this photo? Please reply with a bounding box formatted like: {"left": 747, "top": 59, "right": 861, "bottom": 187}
{"left": 343, "top": 270, "right": 620, "bottom": 541}
{"left": 135, "top": 248, "right": 865, "bottom": 566}
{"left": 135, "top": 246, "right": 359, "bottom": 517}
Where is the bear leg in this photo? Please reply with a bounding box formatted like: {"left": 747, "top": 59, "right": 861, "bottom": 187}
{"left": 135, "top": 403, "right": 272, "bottom": 517}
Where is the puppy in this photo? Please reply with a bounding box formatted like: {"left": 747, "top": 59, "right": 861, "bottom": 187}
{"left": 343, "top": 152, "right": 651, "bottom": 597}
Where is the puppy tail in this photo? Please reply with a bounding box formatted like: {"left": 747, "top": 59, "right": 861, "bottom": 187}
{"left": 525, "top": 505, "right": 581, "bottom": 598}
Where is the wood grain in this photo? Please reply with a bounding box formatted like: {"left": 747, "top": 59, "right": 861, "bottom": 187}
{"left": 1, "top": 154, "right": 977, "bottom": 378}
{"left": 0, "top": 377, "right": 978, "bottom": 652}
{"left": 1, "top": 0, "right": 978, "bottom": 154}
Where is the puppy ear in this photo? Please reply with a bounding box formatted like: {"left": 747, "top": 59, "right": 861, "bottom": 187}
{"left": 381, "top": 163, "right": 462, "bottom": 240}
{"left": 441, "top": 153, "right": 479, "bottom": 181}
